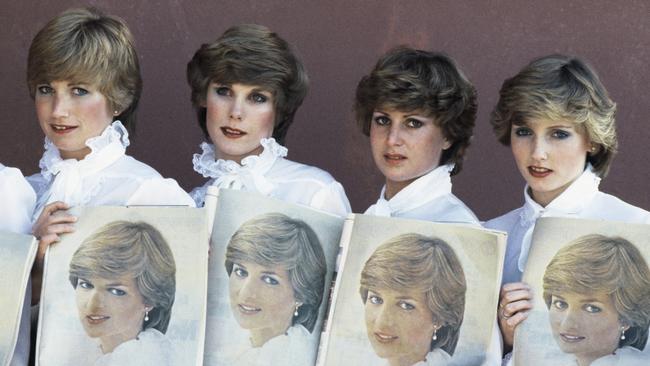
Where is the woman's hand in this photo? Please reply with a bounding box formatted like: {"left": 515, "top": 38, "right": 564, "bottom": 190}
{"left": 31, "top": 201, "right": 76, "bottom": 304}
{"left": 498, "top": 282, "right": 533, "bottom": 352}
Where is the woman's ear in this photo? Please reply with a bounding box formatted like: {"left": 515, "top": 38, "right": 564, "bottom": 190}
{"left": 442, "top": 138, "right": 452, "bottom": 151}
{"left": 589, "top": 143, "right": 600, "bottom": 155}
{"left": 144, "top": 305, "right": 154, "bottom": 312}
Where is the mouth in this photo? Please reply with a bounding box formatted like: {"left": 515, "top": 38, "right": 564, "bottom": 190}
{"left": 221, "top": 127, "right": 246, "bottom": 138}
{"left": 528, "top": 166, "right": 552, "bottom": 178}
{"left": 85, "top": 314, "right": 109, "bottom": 325}
{"left": 50, "top": 124, "right": 78, "bottom": 134}
{"left": 560, "top": 333, "right": 585, "bottom": 343}
{"left": 383, "top": 153, "right": 407, "bottom": 165}
{"left": 237, "top": 303, "right": 261, "bottom": 315}
{"left": 373, "top": 332, "right": 398, "bottom": 343}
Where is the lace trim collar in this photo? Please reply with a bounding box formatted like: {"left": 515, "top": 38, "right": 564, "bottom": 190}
{"left": 192, "top": 137, "right": 287, "bottom": 179}
{"left": 38, "top": 121, "right": 130, "bottom": 181}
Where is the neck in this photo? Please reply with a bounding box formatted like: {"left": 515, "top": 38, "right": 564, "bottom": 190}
{"left": 249, "top": 323, "right": 290, "bottom": 348}
{"left": 60, "top": 147, "right": 91, "bottom": 161}
{"left": 100, "top": 330, "right": 140, "bottom": 354}
{"left": 384, "top": 178, "right": 416, "bottom": 200}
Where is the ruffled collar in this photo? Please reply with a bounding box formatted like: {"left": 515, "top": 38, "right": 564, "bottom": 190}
{"left": 39, "top": 121, "right": 130, "bottom": 182}
{"left": 192, "top": 138, "right": 287, "bottom": 196}
{"left": 520, "top": 165, "right": 600, "bottom": 226}
{"left": 366, "top": 164, "right": 454, "bottom": 217}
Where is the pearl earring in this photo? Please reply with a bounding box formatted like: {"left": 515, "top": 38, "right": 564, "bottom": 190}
{"left": 432, "top": 327, "right": 438, "bottom": 341}
{"left": 144, "top": 309, "right": 150, "bottom": 322}
{"left": 294, "top": 304, "right": 301, "bottom": 317}
{"left": 621, "top": 327, "right": 626, "bottom": 340}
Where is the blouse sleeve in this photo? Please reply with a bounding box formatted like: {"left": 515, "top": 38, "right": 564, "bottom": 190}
{"left": 126, "top": 178, "right": 196, "bottom": 207}
{"left": 0, "top": 166, "right": 36, "bottom": 234}
{"left": 308, "top": 181, "right": 351, "bottom": 217}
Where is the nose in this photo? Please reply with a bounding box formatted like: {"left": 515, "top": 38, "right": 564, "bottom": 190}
{"left": 531, "top": 136, "right": 548, "bottom": 161}
{"left": 238, "top": 277, "right": 258, "bottom": 301}
{"left": 375, "top": 304, "right": 395, "bottom": 330}
{"left": 559, "top": 308, "right": 581, "bottom": 331}
{"left": 86, "top": 289, "right": 104, "bottom": 311}
{"left": 386, "top": 124, "right": 403, "bottom": 146}
{"left": 229, "top": 95, "right": 244, "bottom": 121}
{"left": 52, "top": 94, "right": 70, "bottom": 118}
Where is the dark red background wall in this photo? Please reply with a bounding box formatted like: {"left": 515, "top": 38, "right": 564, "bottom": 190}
{"left": 2, "top": 1, "right": 649, "bottom": 220}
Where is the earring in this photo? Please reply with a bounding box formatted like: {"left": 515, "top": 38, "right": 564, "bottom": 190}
{"left": 144, "top": 309, "right": 149, "bottom": 322}
{"left": 621, "top": 327, "right": 626, "bottom": 340}
{"left": 113, "top": 110, "right": 119, "bottom": 115}
{"left": 294, "top": 303, "right": 301, "bottom": 317}
{"left": 432, "top": 327, "right": 438, "bottom": 341}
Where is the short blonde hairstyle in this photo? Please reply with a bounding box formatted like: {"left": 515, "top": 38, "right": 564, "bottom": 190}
{"left": 27, "top": 7, "right": 142, "bottom": 132}
{"left": 359, "top": 233, "right": 466, "bottom": 355}
{"left": 187, "top": 24, "right": 308, "bottom": 145}
{"left": 543, "top": 234, "right": 650, "bottom": 350}
{"left": 224, "top": 213, "right": 326, "bottom": 333}
{"left": 490, "top": 54, "right": 617, "bottom": 177}
{"left": 69, "top": 221, "right": 176, "bottom": 333}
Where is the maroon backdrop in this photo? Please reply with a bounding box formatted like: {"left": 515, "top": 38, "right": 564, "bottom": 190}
{"left": 2, "top": 0, "right": 649, "bottom": 220}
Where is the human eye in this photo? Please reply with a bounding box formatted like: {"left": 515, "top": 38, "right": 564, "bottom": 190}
{"left": 77, "top": 279, "right": 93, "bottom": 289}
{"left": 513, "top": 126, "right": 532, "bottom": 137}
{"left": 552, "top": 298, "right": 568, "bottom": 310}
{"left": 405, "top": 118, "right": 423, "bottom": 128}
{"left": 214, "top": 85, "right": 231, "bottom": 96}
{"left": 584, "top": 304, "right": 602, "bottom": 313}
{"left": 232, "top": 264, "right": 248, "bottom": 278}
{"left": 36, "top": 85, "right": 53, "bottom": 95}
{"left": 551, "top": 129, "right": 571, "bottom": 139}
{"left": 249, "top": 92, "right": 268, "bottom": 104}
{"left": 262, "top": 275, "right": 279, "bottom": 285}
{"left": 398, "top": 301, "right": 415, "bottom": 310}
{"left": 108, "top": 287, "right": 127, "bottom": 296}
{"left": 368, "top": 294, "right": 383, "bottom": 305}
{"left": 72, "top": 87, "right": 89, "bottom": 96}
{"left": 373, "top": 115, "right": 390, "bottom": 126}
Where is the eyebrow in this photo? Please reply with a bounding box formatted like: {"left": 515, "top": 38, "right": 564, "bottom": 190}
{"left": 260, "top": 271, "right": 279, "bottom": 276}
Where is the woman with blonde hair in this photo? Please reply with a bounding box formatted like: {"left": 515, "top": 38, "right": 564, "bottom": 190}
{"left": 355, "top": 47, "right": 478, "bottom": 223}
{"left": 187, "top": 24, "right": 350, "bottom": 216}
{"left": 542, "top": 234, "right": 650, "bottom": 365}
{"left": 484, "top": 55, "right": 650, "bottom": 361}
{"left": 67, "top": 221, "right": 176, "bottom": 366}
{"left": 223, "top": 213, "right": 327, "bottom": 365}
{"left": 359, "top": 233, "right": 466, "bottom": 366}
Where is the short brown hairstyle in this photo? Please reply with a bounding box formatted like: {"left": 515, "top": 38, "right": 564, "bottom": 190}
{"left": 490, "top": 54, "right": 617, "bottom": 177}
{"left": 27, "top": 7, "right": 142, "bottom": 133}
{"left": 354, "top": 47, "right": 477, "bottom": 175}
{"left": 187, "top": 24, "right": 309, "bottom": 145}
{"left": 543, "top": 234, "right": 650, "bottom": 350}
{"left": 224, "top": 213, "right": 326, "bottom": 333}
{"left": 69, "top": 221, "right": 176, "bottom": 334}
{"left": 360, "top": 233, "right": 466, "bottom": 355}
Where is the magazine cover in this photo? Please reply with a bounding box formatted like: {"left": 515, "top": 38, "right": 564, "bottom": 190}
{"left": 516, "top": 217, "right": 650, "bottom": 366}
{"left": 0, "top": 231, "right": 37, "bottom": 366}
{"left": 204, "top": 188, "right": 345, "bottom": 366}
{"left": 320, "top": 214, "right": 506, "bottom": 366}
{"left": 36, "top": 206, "right": 209, "bottom": 366}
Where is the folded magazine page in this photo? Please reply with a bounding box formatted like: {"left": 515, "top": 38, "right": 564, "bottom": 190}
{"left": 516, "top": 217, "right": 650, "bottom": 366}
{"left": 0, "top": 231, "right": 37, "bottom": 366}
{"left": 36, "top": 206, "right": 209, "bottom": 366}
{"left": 204, "top": 188, "right": 345, "bottom": 366}
{"left": 320, "top": 214, "right": 506, "bottom": 366}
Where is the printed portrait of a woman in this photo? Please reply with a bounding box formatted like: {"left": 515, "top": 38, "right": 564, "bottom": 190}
{"left": 359, "top": 233, "right": 466, "bottom": 366}
{"left": 543, "top": 234, "right": 650, "bottom": 366}
{"left": 68, "top": 221, "right": 176, "bottom": 366}
{"left": 223, "top": 212, "right": 327, "bottom": 365}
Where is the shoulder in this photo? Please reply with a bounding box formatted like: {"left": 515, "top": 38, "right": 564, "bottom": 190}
{"left": 440, "top": 193, "right": 480, "bottom": 224}
{"left": 592, "top": 346, "right": 648, "bottom": 366}
{"left": 110, "top": 155, "right": 164, "bottom": 179}
{"left": 271, "top": 158, "right": 340, "bottom": 185}
{"left": 484, "top": 207, "right": 524, "bottom": 231}
{"left": 586, "top": 192, "right": 650, "bottom": 223}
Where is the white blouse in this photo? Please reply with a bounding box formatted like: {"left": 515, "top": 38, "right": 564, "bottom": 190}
{"left": 225, "top": 325, "right": 315, "bottom": 366}
{"left": 190, "top": 138, "right": 351, "bottom": 216}
{"left": 484, "top": 166, "right": 650, "bottom": 284}
{"left": 0, "top": 164, "right": 36, "bottom": 234}
{"left": 591, "top": 346, "right": 649, "bottom": 366}
{"left": 365, "top": 164, "right": 479, "bottom": 225}
{"left": 94, "top": 328, "right": 173, "bottom": 366}
{"left": 28, "top": 121, "right": 195, "bottom": 217}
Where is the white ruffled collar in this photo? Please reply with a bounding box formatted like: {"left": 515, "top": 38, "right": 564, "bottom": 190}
{"left": 39, "top": 121, "right": 130, "bottom": 182}
{"left": 192, "top": 137, "right": 287, "bottom": 179}
{"left": 366, "top": 164, "right": 454, "bottom": 217}
{"left": 520, "top": 164, "right": 600, "bottom": 226}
